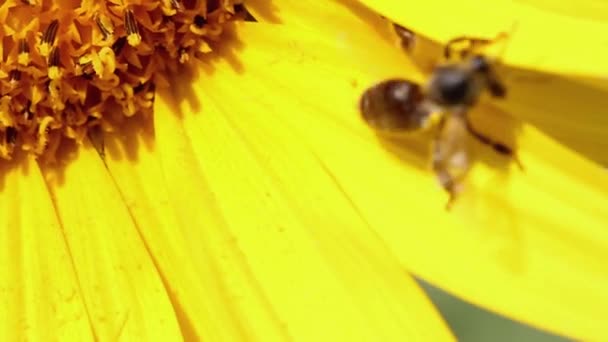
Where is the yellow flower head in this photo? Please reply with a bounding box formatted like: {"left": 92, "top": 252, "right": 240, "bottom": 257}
{"left": 2, "top": 0, "right": 608, "bottom": 341}
{"left": 0, "top": 0, "right": 242, "bottom": 160}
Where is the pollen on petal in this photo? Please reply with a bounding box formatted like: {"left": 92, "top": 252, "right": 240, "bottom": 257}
{"left": 0, "top": 0, "right": 246, "bottom": 161}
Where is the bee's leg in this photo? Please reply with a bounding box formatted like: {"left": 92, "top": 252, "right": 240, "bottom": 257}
{"left": 444, "top": 37, "right": 493, "bottom": 59}
{"left": 432, "top": 116, "right": 460, "bottom": 210}
{"left": 432, "top": 148, "right": 464, "bottom": 210}
{"left": 465, "top": 118, "right": 524, "bottom": 170}
{"left": 433, "top": 163, "right": 459, "bottom": 210}
{"left": 487, "top": 76, "right": 507, "bottom": 98}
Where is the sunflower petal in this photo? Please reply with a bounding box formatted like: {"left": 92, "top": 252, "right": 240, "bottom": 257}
{"left": 355, "top": 0, "right": 608, "bottom": 79}
{"left": 102, "top": 111, "right": 288, "bottom": 340}
{"left": 207, "top": 22, "right": 608, "bottom": 340}
{"left": 0, "top": 155, "right": 94, "bottom": 340}
{"left": 312, "top": 116, "right": 608, "bottom": 341}
{"left": 152, "top": 22, "right": 455, "bottom": 341}
{"left": 498, "top": 71, "right": 608, "bottom": 164}
{"left": 248, "top": 0, "right": 393, "bottom": 41}
{"left": 39, "top": 145, "right": 182, "bottom": 340}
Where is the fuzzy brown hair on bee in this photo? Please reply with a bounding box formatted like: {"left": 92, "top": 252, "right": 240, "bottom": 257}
{"left": 359, "top": 33, "right": 518, "bottom": 209}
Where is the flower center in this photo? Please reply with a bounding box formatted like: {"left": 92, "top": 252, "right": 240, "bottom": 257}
{"left": 0, "top": 0, "right": 243, "bottom": 160}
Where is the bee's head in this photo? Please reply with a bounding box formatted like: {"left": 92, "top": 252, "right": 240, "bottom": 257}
{"left": 427, "top": 55, "right": 505, "bottom": 106}
{"left": 427, "top": 65, "right": 474, "bottom": 106}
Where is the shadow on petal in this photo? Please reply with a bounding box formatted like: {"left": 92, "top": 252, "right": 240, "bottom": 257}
{"left": 501, "top": 68, "right": 608, "bottom": 165}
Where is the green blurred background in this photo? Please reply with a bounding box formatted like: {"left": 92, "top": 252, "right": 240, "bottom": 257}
{"left": 418, "top": 280, "right": 571, "bottom": 341}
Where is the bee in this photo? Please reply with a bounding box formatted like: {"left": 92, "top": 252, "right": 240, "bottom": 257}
{"left": 360, "top": 32, "right": 518, "bottom": 208}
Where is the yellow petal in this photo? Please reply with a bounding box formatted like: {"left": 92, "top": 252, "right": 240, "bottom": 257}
{"left": 248, "top": 0, "right": 393, "bottom": 41}
{"left": 151, "top": 22, "right": 455, "bottom": 341}
{"left": 101, "top": 112, "right": 287, "bottom": 341}
{"left": 39, "top": 145, "right": 182, "bottom": 340}
{"left": 208, "top": 22, "right": 608, "bottom": 340}
{"left": 356, "top": 0, "right": 608, "bottom": 79}
{"left": 0, "top": 155, "right": 94, "bottom": 340}
{"left": 498, "top": 70, "right": 608, "bottom": 164}
{"left": 315, "top": 114, "right": 608, "bottom": 341}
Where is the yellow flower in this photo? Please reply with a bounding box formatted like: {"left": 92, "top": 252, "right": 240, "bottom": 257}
{"left": 2, "top": 1, "right": 450, "bottom": 340}
{"left": 1, "top": 1, "right": 607, "bottom": 341}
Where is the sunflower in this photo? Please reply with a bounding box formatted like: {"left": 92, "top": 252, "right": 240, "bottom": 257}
{"left": 1, "top": 0, "right": 607, "bottom": 341}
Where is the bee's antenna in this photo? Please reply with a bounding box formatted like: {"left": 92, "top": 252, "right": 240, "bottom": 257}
{"left": 493, "top": 21, "right": 519, "bottom": 65}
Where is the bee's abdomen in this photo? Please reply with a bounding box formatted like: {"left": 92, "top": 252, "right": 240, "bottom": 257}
{"left": 359, "top": 79, "right": 429, "bottom": 131}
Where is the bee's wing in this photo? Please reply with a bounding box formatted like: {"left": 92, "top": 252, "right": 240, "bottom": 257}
{"left": 359, "top": 79, "right": 432, "bottom": 131}
{"left": 432, "top": 112, "right": 472, "bottom": 196}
